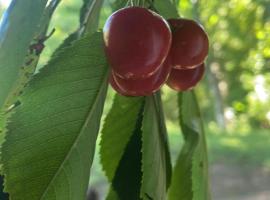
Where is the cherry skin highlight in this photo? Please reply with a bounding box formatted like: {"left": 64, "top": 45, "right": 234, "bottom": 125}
{"left": 166, "top": 63, "right": 205, "bottom": 91}
{"left": 168, "top": 18, "right": 209, "bottom": 69}
{"left": 104, "top": 7, "right": 172, "bottom": 79}
{"left": 110, "top": 58, "right": 172, "bottom": 96}
{"left": 109, "top": 73, "right": 131, "bottom": 96}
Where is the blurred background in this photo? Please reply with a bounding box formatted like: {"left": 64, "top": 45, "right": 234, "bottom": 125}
{"left": 0, "top": 0, "right": 270, "bottom": 199}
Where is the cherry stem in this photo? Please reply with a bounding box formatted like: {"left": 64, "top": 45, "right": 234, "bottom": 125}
{"left": 126, "top": 0, "right": 148, "bottom": 7}
{"left": 125, "top": 0, "right": 133, "bottom": 6}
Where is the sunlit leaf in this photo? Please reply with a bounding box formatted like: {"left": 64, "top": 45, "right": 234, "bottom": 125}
{"left": 168, "top": 91, "right": 210, "bottom": 200}
{"left": 0, "top": 0, "right": 60, "bottom": 166}
{"left": 0, "top": 0, "right": 48, "bottom": 109}
{"left": 1, "top": 32, "right": 108, "bottom": 200}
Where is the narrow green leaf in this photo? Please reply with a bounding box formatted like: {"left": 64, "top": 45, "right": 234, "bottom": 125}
{"left": 141, "top": 95, "right": 171, "bottom": 200}
{"left": 80, "top": 0, "right": 90, "bottom": 25}
{"left": 100, "top": 95, "right": 144, "bottom": 181}
{"left": 80, "top": 0, "right": 105, "bottom": 35}
{"left": 154, "top": 92, "right": 172, "bottom": 189}
{"left": 1, "top": 32, "right": 108, "bottom": 200}
{"left": 0, "top": 0, "right": 48, "bottom": 109}
{"left": 1, "top": 0, "right": 60, "bottom": 111}
{"left": 38, "top": 0, "right": 61, "bottom": 35}
{"left": 106, "top": 105, "right": 144, "bottom": 200}
{"left": 0, "top": 0, "right": 60, "bottom": 169}
{"left": 168, "top": 91, "right": 210, "bottom": 200}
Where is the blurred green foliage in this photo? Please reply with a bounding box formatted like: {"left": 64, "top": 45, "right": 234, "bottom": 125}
{"left": 177, "top": 0, "right": 270, "bottom": 130}
{"left": 169, "top": 127, "right": 270, "bottom": 167}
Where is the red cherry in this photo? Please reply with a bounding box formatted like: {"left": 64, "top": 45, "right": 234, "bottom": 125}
{"left": 166, "top": 63, "right": 205, "bottom": 91}
{"left": 168, "top": 18, "right": 209, "bottom": 69}
{"left": 110, "top": 58, "right": 172, "bottom": 96}
{"left": 104, "top": 7, "right": 172, "bottom": 79}
{"left": 109, "top": 73, "right": 131, "bottom": 96}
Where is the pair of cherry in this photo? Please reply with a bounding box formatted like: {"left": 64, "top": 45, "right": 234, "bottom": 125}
{"left": 103, "top": 7, "right": 209, "bottom": 96}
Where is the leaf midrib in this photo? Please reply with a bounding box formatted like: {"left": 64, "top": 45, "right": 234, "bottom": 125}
{"left": 39, "top": 71, "right": 108, "bottom": 200}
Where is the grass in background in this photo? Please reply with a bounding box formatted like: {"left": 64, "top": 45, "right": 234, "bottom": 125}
{"left": 168, "top": 122, "right": 270, "bottom": 169}
{"left": 207, "top": 129, "right": 270, "bottom": 168}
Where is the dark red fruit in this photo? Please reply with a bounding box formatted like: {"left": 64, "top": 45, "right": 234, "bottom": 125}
{"left": 166, "top": 63, "right": 205, "bottom": 91}
{"left": 110, "top": 58, "right": 172, "bottom": 96}
{"left": 168, "top": 18, "right": 209, "bottom": 69}
{"left": 104, "top": 7, "right": 172, "bottom": 79}
{"left": 109, "top": 73, "right": 131, "bottom": 96}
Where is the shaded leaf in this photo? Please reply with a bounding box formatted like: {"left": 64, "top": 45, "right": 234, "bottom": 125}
{"left": 1, "top": 32, "right": 108, "bottom": 200}
{"left": 100, "top": 95, "right": 144, "bottom": 181}
{"left": 154, "top": 92, "right": 172, "bottom": 189}
{"left": 0, "top": 0, "right": 60, "bottom": 110}
{"left": 80, "top": 0, "right": 91, "bottom": 25}
{"left": 141, "top": 94, "right": 171, "bottom": 200}
{"left": 168, "top": 91, "right": 210, "bottom": 200}
{"left": 106, "top": 104, "right": 144, "bottom": 200}
{"left": 0, "top": 0, "right": 60, "bottom": 168}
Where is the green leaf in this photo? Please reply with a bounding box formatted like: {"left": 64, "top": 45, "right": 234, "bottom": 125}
{"left": 80, "top": 0, "right": 90, "bottom": 25}
{"left": 100, "top": 95, "right": 144, "bottom": 181}
{"left": 38, "top": 0, "right": 61, "bottom": 36}
{"left": 1, "top": 32, "right": 108, "bottom": 200}
{"left": 0, "top": 0, "right": 60, "bottom": 110}
{"left": 51, "top": 32, "right": 79, "bottom": 58}
{"left": 1, "top": 0, "right": 60, "bottom": 111}
{"left": 141, "top": 94, "right": 172, "bottom": 200}
{"left": 154, "top": 92, "right": 172, "bottom": 189}
{"left": 154, "top": 0, "right": 179, "bottom": 19}
{"left": 0, "top": 0, "right": 48, "bottom": 109}
{"left": 168, "top": 91, "right": 211, "bottom": 200}
{"left": 106, "top": 105, "right": 144, "bottom": 200}
{"left": 80, "top": 0, "right": 105, "bottom": 35}
{"left": 0, "top": 0, "right": 60, "bottom": 169}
